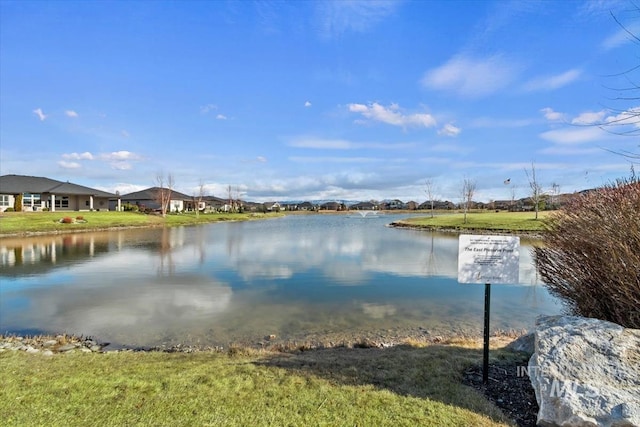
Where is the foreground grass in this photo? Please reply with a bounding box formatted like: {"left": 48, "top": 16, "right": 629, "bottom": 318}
{"left": 0, "top": 343, "right": 522, "bottom": 427}
{"left": 394, "top": 211, "right": 551, "bottom": 233}
{"left": 0, "top": 211, "right": 279, "bottom": 236}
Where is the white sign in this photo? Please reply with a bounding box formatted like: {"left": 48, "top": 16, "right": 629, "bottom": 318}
{"left": 458, "top": 234, "right": 520, "bottom": 284}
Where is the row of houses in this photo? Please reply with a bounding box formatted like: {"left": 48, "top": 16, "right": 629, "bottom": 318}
{"left": 0, "top": 174, "right": 574, "bottom": 214}
{"left": 0, "top": 175, "right": 233, "bottom": 213}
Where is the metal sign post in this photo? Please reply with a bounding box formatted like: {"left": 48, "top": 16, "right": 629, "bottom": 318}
{"left": 458, "top": 235, "right": 520, "bottom": 385}
{"left": 483, "top": 282, "right": 491, "bottom": 384}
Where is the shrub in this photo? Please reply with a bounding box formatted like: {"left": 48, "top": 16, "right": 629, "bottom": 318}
{"left": 76, "top": 216, "right": 84, "bottom": 220}
{"left": 60, "top": 217, "right": 74, "bottom": 224}
{"left": 5, "top": 207, "right": 15, "bottom": 212}
{"left": 534, "top": 175, "right": 640, "bottom": 328}
{"left": 14, "top": 194, "right": 23, "bottom": 212}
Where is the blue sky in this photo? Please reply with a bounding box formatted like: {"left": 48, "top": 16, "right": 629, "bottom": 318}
{"left": 1, "top": 0, "right": 638, "bottom": 203}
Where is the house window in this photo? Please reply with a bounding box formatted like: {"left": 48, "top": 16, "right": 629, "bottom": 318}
{"left": 23, "top": 193, "right": 41, "bottom": 207}
{"left": 54, "top": 197, "right": 69, "bottom": 208}
{"left": 0, "top": 195, "right": 9, "bottom": 207}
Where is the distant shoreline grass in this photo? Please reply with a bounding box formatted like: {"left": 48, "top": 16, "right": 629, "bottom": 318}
{"left": 0, "top": 211, "right": 282, "bottom": 236}
{"left": 0, "top": 209, "right": 551, "bottom": 237}
{"left": 390, "top": 211, "right": 551, "bottom": 235}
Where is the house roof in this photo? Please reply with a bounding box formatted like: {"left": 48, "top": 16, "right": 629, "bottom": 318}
{"left": 120, "top": 187, "right": 192, "bottom": 201}
{"left": 0, "top": 174, "right": 115, "bottom": 197}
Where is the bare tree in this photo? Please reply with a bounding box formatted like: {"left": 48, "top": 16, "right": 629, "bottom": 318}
{"left": 550, "top": 182, "right": 560, "bottom": 209}
{"left": 423, "top": 179, "right": 436, "bottom": 218}
{"left": 524, "top": 163, "right": 543, "bottom": 219}
{"left": 234, "top": 186, "right": 243, "bottom": 212}
{"left": 510, "top": 184, "right": 517, "bottom": 211}
{"left": 154, "top": 172, "right": 174, "bottom": 217}
{"left": 193, "top": 180, "right": 206, "bottom": 218}
{"left": 596, "top": 6, "right": 640, "bottom": 158}
{"left": 461, "top": 177, "right": 476, "bottom": 224}
{"left": 227, "top": 185, "right": 234, "bottom": 212}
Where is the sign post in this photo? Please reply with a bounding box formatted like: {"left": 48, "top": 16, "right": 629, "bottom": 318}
{"left": 458, "top": 234, "right": 520, "bottom": 384}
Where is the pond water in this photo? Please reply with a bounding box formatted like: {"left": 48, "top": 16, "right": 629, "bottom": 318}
{"left": 0, "top": 213, "right": 562, "bottom": 348}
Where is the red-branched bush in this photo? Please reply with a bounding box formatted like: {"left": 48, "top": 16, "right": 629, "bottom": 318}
{"left": 61, "top": 217, "right": 74, "bottom": 224}
{"left": 534, "top": 176, "right": 640, "bottom": 328}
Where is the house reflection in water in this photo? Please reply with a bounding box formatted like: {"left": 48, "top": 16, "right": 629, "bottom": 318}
{"left": 0, "top": 234, "right": 110, "bottom": 274}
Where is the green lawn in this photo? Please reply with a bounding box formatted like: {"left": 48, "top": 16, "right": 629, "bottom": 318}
{"left": 0, "top": 211, "right": 280, "bottom": 235}
{"left": 0, "top": 341, "right": 524, "bottom": 427}
{"left": 395, "top": 211, "right": 551, "bottom": 233}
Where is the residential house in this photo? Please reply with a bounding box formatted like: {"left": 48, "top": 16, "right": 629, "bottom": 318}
{"left": 350, "top": 201, "right": 377, "bottom": 211}
{"left": 201, "top": 195, "right": 227, "bottom": 212}
{"left": 380, "top": 199, "right": 406, "bottom": 210}
{"left": 319, "top": 201, "right": 343, "bottom": 211}
{"left": 418, "top": 200, "right": 456, "bottom": 210}
{"left": 120, "top": 187, "right": 193, "bottom": 213}
{"left": 0, "top": 174, "right": 117, "bottom": 212}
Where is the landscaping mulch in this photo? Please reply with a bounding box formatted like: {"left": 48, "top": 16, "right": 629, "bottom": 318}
{"left": 463, "top": 361, "right": 539, "bottom": 427}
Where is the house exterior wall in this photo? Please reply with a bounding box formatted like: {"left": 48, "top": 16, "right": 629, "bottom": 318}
{"left": 0, "top": 194, "right": 15, "bottom": 212}
{"left": 0, "top": 193, "right": 113, "bottom": 212}
{"left": 169, "top": 199, "right": 184, "bottom": 212}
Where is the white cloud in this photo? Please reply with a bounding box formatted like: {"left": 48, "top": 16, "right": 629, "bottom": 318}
{"left": 523, "top": 69, "right": 582, "bottom": 91}
{"left": 33, "top": 108, "right": 47, "bottom": 121}
{"left": 304, "top": 101, "right": 312, "bottom": 107}
{"left": 200, "top": 104, "right": 217, "bottom": 114}
{"left": 601, "top": 24, "right": 640, "bottom": 50}
{"left": 347, "top": 102, "right": 436, "bottom": 128}
{"left": 121, "top": 130, "right": 131, "bottom": 138}
{"left": 469, "top": 117, "right": 534, "bottom": 128}
{"left": 288, "top": 136, "right": 415, "bottom": 150}
{"left": 256, "top": 156, "right": 267, "bottom": 163}
{"left": 111, "top": 183, "right": 148, "bottom": 195}
{"left": 539, "top": 127, "right": 606, "bottom": 144}
{"left": 315, "top": 0, "right": 398, "bottom": 39}
{"left": 571, "top": 111, "right": 606, "bottom": 125}
{"left": 58, "top": 160, "right": 81, "bottom": 169}
{"left": 100, "top": 151, "right": 141, "bottom": 161}
{"left": 290, "top": 137, "right": 354, "bottom": 149}
{"left": 289, "top": 156, "right": 383, "bottom": 164}
{"left": 540, "top": 107, "right": 566, "bottom": 122}
{"left": 216, "top": 114, "right": 228, "bottom": 120}
{"left": 62, "top": 152, "right": 94, "bottom": 160}
{"left": 65, "top": 110, "right": 79, "bottom": 118}
{"left": 438, "top": 123, "right": 461, "bottom": 137}
{"left": 604, "top": 107, "right": 640, "bottom": 129}
{"left": 110, "top": 162, "right": 133, "bottom": 170}
{"left": 421, "top": 54, "right": 518, "bottom": 97}
{"left": 539, "top": 146, "right": 603, "bottom": 155}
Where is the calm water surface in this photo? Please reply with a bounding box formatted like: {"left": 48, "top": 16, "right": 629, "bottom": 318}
{"left": 0, "top": 214, "right": 561, "bottom": 347}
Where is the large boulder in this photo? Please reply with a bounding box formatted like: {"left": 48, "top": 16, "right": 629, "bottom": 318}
{"left": 529, "top": 315, "right": 640, "bottom": 427}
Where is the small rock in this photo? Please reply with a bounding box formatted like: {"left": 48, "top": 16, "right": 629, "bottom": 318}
{"left": 26, "top": 346, "right": 40, "bottom": 354}
{"left": 43, "top": 340, "right": 58, "bottom": 347}
{"left": 505, "top": 332, "right": 534, "bottom": 355}
{"left": 57, "top": 344, "right": 77, "bottom": 352}
{"left": 42, "top": 350, "right": 54, "bottom": 356}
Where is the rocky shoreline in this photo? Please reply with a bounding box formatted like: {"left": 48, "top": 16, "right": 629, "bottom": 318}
{"left": 1, "top": 328, "right": 525, "bottom": 355}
